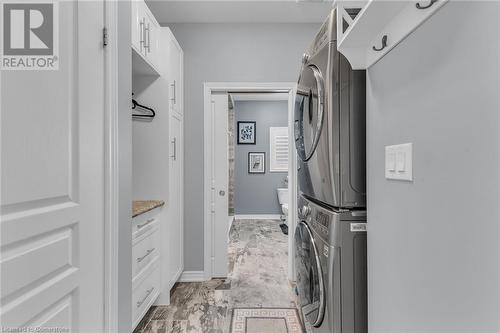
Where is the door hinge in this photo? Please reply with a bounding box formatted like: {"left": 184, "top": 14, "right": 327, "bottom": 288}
{"left": 103, "top": 27, "right": 108, "bottom": 47}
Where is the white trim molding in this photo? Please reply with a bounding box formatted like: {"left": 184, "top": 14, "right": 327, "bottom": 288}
{"left": 203, "top": 82, "right": 298, "bottom": 282}
{"left": 179, "top": 271, "right": 207, "bottom": 282}
{"left": 234, "top": 214, "right": 282, "bottom": 220}
{"left": 104, "top": 1, "right": 119, "bottom": 332}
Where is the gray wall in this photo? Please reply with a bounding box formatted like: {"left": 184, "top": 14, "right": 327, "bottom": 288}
{"left": 367, "top": 2, "right": 500, "bottom": 332}
{"left": 234, "top": 100, "right": 288, "bottom": 215}
{"left": 168, "top": 23, "right": 321, "bottom": 270}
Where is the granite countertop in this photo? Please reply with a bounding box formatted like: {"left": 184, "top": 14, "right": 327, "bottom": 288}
{"left": 132, "top": 200, "right": 165, "bottom": 218}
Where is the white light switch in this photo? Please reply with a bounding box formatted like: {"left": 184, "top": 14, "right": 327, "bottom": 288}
{"left": 387, "top": 152, "right": 396, "bottom": 171}
{"left": 396, "top": 152, "right": 405, "bottom": 172}
{"left": 385, "top": 143, "right": 412, "bottom": 181}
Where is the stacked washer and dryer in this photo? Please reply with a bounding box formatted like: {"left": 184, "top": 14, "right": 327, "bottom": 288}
{"left": 294, "top": 9, "right": 368, "bottom": 333}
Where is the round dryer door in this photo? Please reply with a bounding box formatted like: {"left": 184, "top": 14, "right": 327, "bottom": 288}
{"left": 294, "top": 221, "right": 325, "bottom": 327}
{"left": 295, "top": 64, "right": 325, "bottom": 162}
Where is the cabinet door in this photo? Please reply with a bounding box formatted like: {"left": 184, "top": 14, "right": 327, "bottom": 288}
{"left": 144, "top": 11, "right": 160, "bottom": 71}
{"left": 168, "top": 114, "right": 183, "bottom": 284}
{"left": 131, "top": 1, "right": 145, "bottom": 55}
{"left": 169, "top": 38, "right": 183, "bottom": 115}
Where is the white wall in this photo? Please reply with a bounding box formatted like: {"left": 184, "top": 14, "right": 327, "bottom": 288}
{"left": 367, "top": 2, "right": 500, "bottom": 331}
{"left": 168, "top": 22, "right": 321, "bottom": 271}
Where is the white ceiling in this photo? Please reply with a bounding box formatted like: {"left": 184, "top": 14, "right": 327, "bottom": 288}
{"left": 145, "top": 0, "right": 334, "bottom": 24}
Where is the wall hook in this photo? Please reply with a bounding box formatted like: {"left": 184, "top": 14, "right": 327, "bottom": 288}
{"left": 416, "top": 0, "right": 437, "bottom": 10}
{"left": 372, "top": 35, "right": 388, "bottom": 52}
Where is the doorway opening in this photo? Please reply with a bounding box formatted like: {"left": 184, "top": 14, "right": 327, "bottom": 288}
{"left": 203, "top": 83, "right": 297, "bottom": 283}
{"left": 228, "top": 92, "right": 290, "bottom": 229}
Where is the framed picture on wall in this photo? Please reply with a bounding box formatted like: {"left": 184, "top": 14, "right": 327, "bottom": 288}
{"left": 248, "top": 152, "right": 265, "bottom": 174}
{"left": 237, "top": 121, "right": 256, "bottom": 144}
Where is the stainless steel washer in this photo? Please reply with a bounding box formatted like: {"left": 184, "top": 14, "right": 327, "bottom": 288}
{"left": 295, "top": 195, "right": 367, "bottom": 333}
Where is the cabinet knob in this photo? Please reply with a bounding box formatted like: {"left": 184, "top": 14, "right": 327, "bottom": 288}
{"left": 219, "top": 190, "right": 225, "bottom": 196}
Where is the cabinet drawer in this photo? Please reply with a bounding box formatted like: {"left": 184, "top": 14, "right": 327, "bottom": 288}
{"left": 132, "top": 264, "right": 160, "bottom": 329}
{"left": 132, "top": 208, "right": 160, "bottom": 239}
{"left": 132, "top": 226, "right": 159, "bottom": 279}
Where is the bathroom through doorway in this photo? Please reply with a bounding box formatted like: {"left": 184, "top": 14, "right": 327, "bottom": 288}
{"left": 203, "top": 82, "right": 297, "bottom": 282}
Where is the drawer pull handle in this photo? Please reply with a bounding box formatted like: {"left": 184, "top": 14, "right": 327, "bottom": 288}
{"left": 171, "top": 137, "right": 177, "bottom": 161}
{"left": 145, "top": 23, "right": 151, "bottom": 52}
{"left": 137, "top": 218, "right": 155, "bottom": 229}
{"left": 416, "top": 0, "right": 436, "bottom": 9}
{"left": 372, "top": 35, "right": 388, "bottom": 52}
{"left": 136, "top": 287, "right": 155, "bottom": 308}
{"left": 171, "top": 80, "right": 176, "bottom": 104}
{"left": 137, "top": 248, "right": 155, "bottom": 263}
{"left": 139, "top": 18, "right": 146, "bottom": 52}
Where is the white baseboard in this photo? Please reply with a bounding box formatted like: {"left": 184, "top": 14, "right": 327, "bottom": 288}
{"left": 178, "top": 270, "right": 206, "bottom": 282}
{"left": 234, "top": 214, "right": 282, "bottom": 220}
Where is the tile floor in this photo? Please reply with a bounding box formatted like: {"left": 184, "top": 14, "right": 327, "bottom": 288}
{"left": 133, "top": 219, "right": 297, "bottom": 333}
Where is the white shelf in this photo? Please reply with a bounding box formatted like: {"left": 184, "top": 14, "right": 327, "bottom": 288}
{"left": 132, "top": 48, "right": 160, "bottom": 76}
{"left": 336, "top": 0, "right": 448, "bottom": 69}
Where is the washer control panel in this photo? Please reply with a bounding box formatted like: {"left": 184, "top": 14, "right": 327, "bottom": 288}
{"left": 298, "top": 195, "right": 331, "bottom": 240}
{"left": 312, "top": 210, "right": 330, "bottom": 237}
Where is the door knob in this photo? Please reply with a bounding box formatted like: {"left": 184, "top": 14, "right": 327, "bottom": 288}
{"left": 219, "top": 190, "right": 225, "bottom": 196}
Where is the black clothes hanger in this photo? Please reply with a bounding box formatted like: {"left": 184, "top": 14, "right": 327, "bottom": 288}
{"left": 132, "top": 98, "right": 156, "bottom": 119}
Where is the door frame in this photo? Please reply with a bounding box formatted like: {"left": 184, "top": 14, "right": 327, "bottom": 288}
{"left": 103, "top": 0, "right": 120, "bottom": 332}
{"left": 203, "top": 82, "right": 298, "bottom": 281}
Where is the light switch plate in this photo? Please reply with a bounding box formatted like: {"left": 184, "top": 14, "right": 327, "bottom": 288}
{"left": 385, "top": 143, "right": 413, "bottom": 181}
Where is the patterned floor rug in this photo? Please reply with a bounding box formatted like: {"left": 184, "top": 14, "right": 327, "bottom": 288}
{"left": 230, "top": 308, "right": 303, "bottom": 333}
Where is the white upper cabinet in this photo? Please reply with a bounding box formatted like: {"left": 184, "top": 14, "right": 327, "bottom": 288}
{"left": 336, "top": 0, "right": 448, "bottom": 69}
{"left": 166, "top": 29, "right": 184, "bottom": 116}
{"left": 132, "top": 0, "right": 161, "bottom": 75}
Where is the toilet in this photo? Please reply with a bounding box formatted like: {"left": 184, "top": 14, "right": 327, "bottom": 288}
{"left": 277, "top": 188, "right": 288, "bottom": 221}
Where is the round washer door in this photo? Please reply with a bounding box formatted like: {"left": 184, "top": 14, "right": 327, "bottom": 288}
{"left": 294, "top": 64, "right": 325, "bottom": 162}
{"left": 294, "top": 221, "right": 325, "bottom": 327}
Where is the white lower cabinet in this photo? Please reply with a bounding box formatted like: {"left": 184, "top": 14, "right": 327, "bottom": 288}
{"left": 166, "top": 113, "right": 183, "bottom": 288}
{"left": 132, "top": 260, "right": 160, "bottom": 328}
{"left": 131, "top": 207, "right": 161, "bottom": 329}
{"left": 132, "top": 223, "right": 159, "bottom": 278}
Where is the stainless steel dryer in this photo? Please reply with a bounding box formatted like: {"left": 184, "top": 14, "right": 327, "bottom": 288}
{"left": 295, "top": 9, "right": 366, "bottom": 209}
{"left": 295, "top": 195, "right": 367, "bottom": 333}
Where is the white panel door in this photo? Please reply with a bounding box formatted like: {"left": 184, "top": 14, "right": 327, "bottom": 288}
{"left": 168, "top": 113, "right": 183, "bottom": 285}
{"left": 1, "top": 1, "right": 106, "bottom": 332}
{"left": 211, "top": 93, "right": 229, "bottom": 278}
